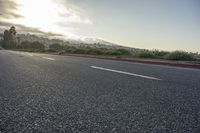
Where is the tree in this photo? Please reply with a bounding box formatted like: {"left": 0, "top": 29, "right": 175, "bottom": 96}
{"left": 31, "top": 41, "right": 45, "bottom": 49}
{"left": 20, "top": 41, "right": 30, "bottom": 49}
{"left": 3, "top": 30, "right": 11, "bottom": 42}
{"left": 49, "top": 43, "right": 63, "bottom": 51}
{"left": 3, "top": 26, "right": 17, "bottom": 49}
{"left": 19, "top": 41, "right": 45, "bottom": 50}
{"left": 9, "top": 26, "right": 17, "bottom": 37}
{"left": 0, "top": 40, "right": 3, "bottom": 48}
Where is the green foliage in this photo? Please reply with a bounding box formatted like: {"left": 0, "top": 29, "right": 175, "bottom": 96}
{"left": 5, "top": 41, "right": 17, "bottom": 49}
{"left": 49, "top": 43, "right": 63, "bottom": 51}
{"left": 31, "top": 41, "right": 45, "bottom": 49}
{"left": 152, "top": 50, "right": 170, "bottom": 58}
{"left": 164, "top": 51, "right": 194, "bottom": 61}
{"left": 46, "top": 48, "right": 57, "bottom": 52}
{"left": 2, "top": 26, "right": 17, "bottom": 49}
{"left": 105, "top": 49, "right": 132, "bottom": 56}
{"left": 3, "top": 30, "right": 12, "bottom": 42}
{"left": 135, "top": 50, "right": 156, "bottom": 58}
{"left": 17, "top": 41, "right": 29, "bottom": 49}
{"left": 116, "top": 49, "right": 132, "bottom": 55}
{"left": 72, "top": 48, "right": 87, "bottom": 54}
{"left": 3, "top": 26, "right": 195, "bottom": 62}
{"left": 86, "top": 48, "right": 104, "bottom": 55}
{"left": 17, "top": 44, "right": 196, "bottom": 61}
{"left": 62, "top": 46, "right": 131, "bottom": 56}
{"left": 0, "top": 40, "right": 3, "bottom": 47}
{"left": 9, "top": 26, "right": 17, "bottom": 37}
{"left": 18, "top": 41, "right": 45, "bottom": 50}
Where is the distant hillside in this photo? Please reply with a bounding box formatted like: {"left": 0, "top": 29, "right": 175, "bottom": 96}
{"left": 0, "top": 32, "right": 143, "bottom": 53}
{"left": 11, "top": 33, "right": 140, "bottom": 52}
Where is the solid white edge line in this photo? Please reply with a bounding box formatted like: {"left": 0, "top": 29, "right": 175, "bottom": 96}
{"left": 91, "top": 66, "right": 161, "bottom": 81}
{"left": 42, "top": 57, "right": 55, "bottom": 60}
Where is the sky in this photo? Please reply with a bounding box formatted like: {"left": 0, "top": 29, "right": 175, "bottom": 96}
{"left": 0, "top": 0, "right": 199, "bottom": 52}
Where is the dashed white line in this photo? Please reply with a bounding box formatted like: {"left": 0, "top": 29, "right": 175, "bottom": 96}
{"left": 91, "top": 66, "right": 161, "bottom": 80}
{"left": 42, "top": 57, "right": 55, "bottom": 60}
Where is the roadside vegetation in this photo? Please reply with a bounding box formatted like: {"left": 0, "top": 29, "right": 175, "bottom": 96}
{"left": 1, "top": 26, "right": 199, "bottom": 61}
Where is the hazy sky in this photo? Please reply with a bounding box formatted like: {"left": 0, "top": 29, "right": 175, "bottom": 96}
{"left": 0, "top": 0, "right": 199, "bottom": 52}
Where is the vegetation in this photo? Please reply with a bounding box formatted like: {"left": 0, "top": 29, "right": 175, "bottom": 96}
{"left": 134, "top": 50, "right": 156, "bottom": 58}
{"left": 1, "top": 26, "right": 198, "bottom": 61}
{"left": 17, "top": 41, "right": 45, "bottom": 49}
{"left": 164, "top": 51, "right": 194, "bottom": 61}
{"left": 62, "top": 46, "right": 132, "bottom": 56}
{"left": 49, "top": 43, "right": 63, "bottom": 51}
{"left": 0, "top": 40, "right": 3, "bottom": 48}
{"left": 2, "top": 26, "right": 17, "bottom": 49}
{"left": 1, "top": 26, "right": 45, "bottom": 51}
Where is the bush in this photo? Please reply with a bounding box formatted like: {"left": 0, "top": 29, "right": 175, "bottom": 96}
{"left": 0, "top": 40, "right": 3, "bottom": 47}
{"left": 18, "top": 41, "right": 45, "bottom": 50}
{"left": 72, "top": 48, "right": 87, "bottom": 54}
{"left": 86, "top": 48, "right": 104, "bottom": 55}
{"left": 105, "top": 50, "right": 121, "bottom": 56}
{"left": 4, "top": 41, "right": 17, "bottom": 49}
{"left": 135, "top": 50, "right": 156, "bottom": 58}
{"left": 31, "top": 41, "right": 45, "bottom": 49}
{"left": 46, "top": 48, "right": 57, "bottom": 52}
{"left": 164, "top": 51, "right": 194, "bottom": 61}
{"left": 115, "top": 49, "right": 132, "bottom": 55}
{"left": 152, "top": 50, "right": 169, "bottom": 58}
{"left": 105, "top": 49, "right": 132, "bottom": 56}
{"left": 49, "top": 43, "right": 63, "bottom": 51}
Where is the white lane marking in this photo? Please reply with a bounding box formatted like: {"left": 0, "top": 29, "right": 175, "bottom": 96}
{"left": 91, "top": 66, "right": 161, "bottom": 80}
{"left": 42, "top": 57, "right": 55, "bottom": 60}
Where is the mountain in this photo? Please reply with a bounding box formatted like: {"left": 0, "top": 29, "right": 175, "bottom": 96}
{"left": 80, "top": 38, "right": 118, "bottom": 46}
{"left": 0, "top": 33, "right": 140, "bottom": 52}
{"left": 14, "top": 34, "right": 139, "bottom": 50}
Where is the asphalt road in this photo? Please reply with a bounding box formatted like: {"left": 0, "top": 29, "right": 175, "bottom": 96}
{"left": 0, "top": 50, "right": 200, "bottom": 133}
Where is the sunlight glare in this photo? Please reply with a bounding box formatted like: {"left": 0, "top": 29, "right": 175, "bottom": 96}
{"left": 16, "top": 0, "right": 61, "bottom": 32}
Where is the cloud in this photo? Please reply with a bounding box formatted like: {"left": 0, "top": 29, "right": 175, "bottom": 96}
{"left": 0, "top": 0, "right": 22, "bottom": 19}
{"left": 0, "top": 0, "right": 92, "bottom": 39}
{"left": 56, "top": 1, "right": 93, "bottom": 25}
{"left": 59, "top": 12, "right": 93, "bottom": 25}
{"left": 0, "top": 21, "right": 64, "bottom": 38}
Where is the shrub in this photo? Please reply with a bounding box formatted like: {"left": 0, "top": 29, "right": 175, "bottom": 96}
{"left": 31, "top": 41, "right": 45, "bottom": 49}
{"left": 49, "top": 43, "right": 63, "bottom": 51}
{"left": 105, "top": 49, "right": 132, "bottom": 56}
{"left": 46, "top": 48, "right": 57, "bottom": 52}
{"left": 135, "top": 50, "right": 156, "bottom": 58}
{"left": 19, "top": 41, "right": 45, "bottom": 50}
{"left": 86, "top": 48, "right": 104, "bottom": 55}
{"left": 72, "top": 48, "right": 87, "bottom": 54}
{"left": 115, "top": 49, "right": 132, "bottom": 55}
{"left": 152, "top": 50, "right": 169, "bottom": 58}
{"left": 164, "top": 51, "right": 194, "bottom": 61}
{"left": 0, "top": 40, "right": 3, "bottom": 48}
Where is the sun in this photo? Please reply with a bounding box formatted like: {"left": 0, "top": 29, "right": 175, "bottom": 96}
{"left": 2, "top": 0, "right": 91, "bottom": 39}
{"left": 15, "top": 0, "right": 61, "bottom": 33}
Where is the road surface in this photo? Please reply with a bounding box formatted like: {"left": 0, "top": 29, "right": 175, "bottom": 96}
{"left": 0, "top": 50, "right": 200, "bottom": 132}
